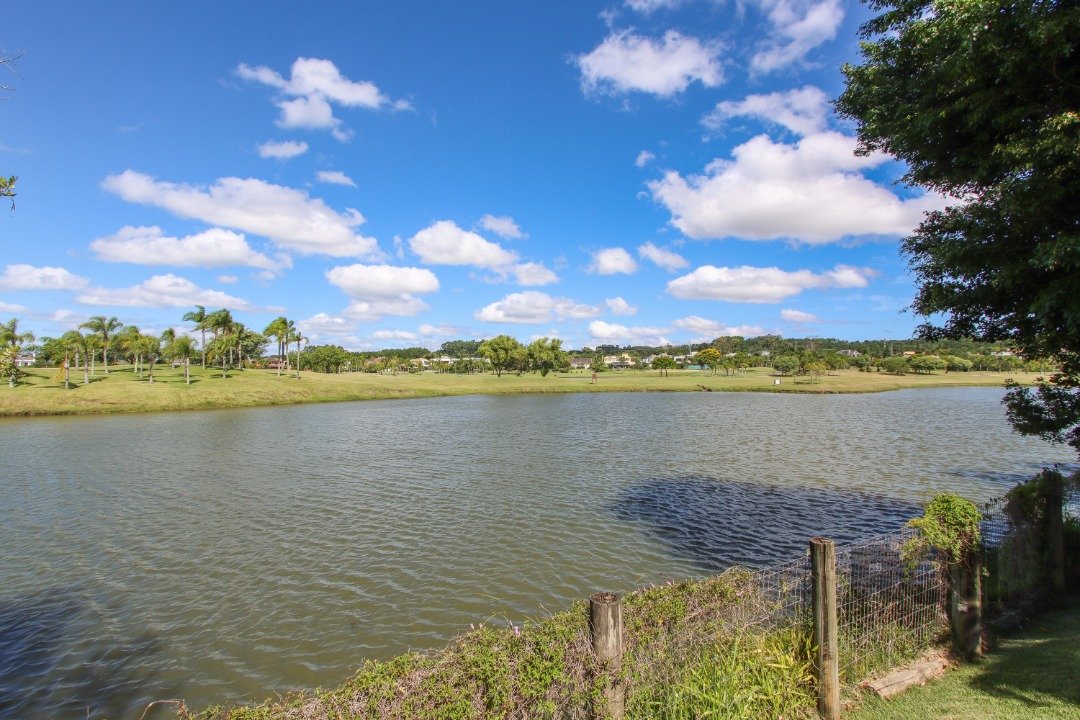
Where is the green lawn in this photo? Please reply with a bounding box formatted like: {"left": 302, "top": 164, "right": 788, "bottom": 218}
{"left": 0, "top": 365, "right": 1043, "bottom": 417}
{"left": 849, "top": 603, "right": 1080, "bottom": 720}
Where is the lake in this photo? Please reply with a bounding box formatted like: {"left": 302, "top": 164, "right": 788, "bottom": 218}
{"left": 1, "top": 387, "right": 1074, "bottom": 718}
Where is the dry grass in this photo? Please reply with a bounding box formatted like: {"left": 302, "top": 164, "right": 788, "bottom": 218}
{"left": 0, "top": 365, "right": 1041, "bottom": 418}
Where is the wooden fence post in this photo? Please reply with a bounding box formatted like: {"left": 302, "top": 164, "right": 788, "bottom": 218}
{"left": 810, "top": 537, "right": 840, "bottom": 720}
{"left": 1046, "top": 470, "right": 1065, "bottom": 593}
{"left": 589, "top": 592, "right": 624, "bottom": 720}
{"left": 948, "top": 551, "right": 983, "bottom": 660}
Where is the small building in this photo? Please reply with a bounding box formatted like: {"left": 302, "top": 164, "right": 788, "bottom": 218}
{"left": 569, "top": 356, "right": 592, "bottom": 369}
{"left": 15, "top": 351, "right": 36, "bottom": 367}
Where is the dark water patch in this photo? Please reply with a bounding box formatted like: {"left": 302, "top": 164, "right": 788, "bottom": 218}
{"left": 613, "top": 477, "right": 924, "bottom": 573}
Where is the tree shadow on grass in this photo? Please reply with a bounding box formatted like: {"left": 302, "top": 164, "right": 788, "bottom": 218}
{"left": 968, "top": 606, "right": 1080, "bottom": 710}
{"left": 0, "top": 588, "right": 175, "bottom": 719}
{"left": 612, "top": 476, "right": 924, "bottom": 573}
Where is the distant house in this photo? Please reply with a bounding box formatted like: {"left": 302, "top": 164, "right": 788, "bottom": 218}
{"left": 991, "top": 350, "right": 1015, "bottom": 357}
{"left": 838, "top": 349, "right": 861, "bottom": 357}
{"left": 902, "top": 351, "right": 917, "bottom": 356}
{"left": 266, "top": 358, "right": 287, "bottom": 370}
{"left": 569, "top": 356, "right": 592, "bottom": 369}
{"left": 15, "top": 351, "right": 36, "bottom": 367}
{"left": 604, "top": 353, "right": 635, "bottom": 369}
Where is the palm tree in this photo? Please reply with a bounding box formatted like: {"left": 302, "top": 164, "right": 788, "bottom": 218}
{"left": 115, "top": 325, "right": 142, "bottom": 374}
{"left": 79, "top": 315, "right": 122, "bottom": 374}
{"left": 209, "top": 333, "right": 239, "bottom": 379}
{"left": 182, "top": 305, "right": 208, "bottom": 369}
{"left": 1, "top": 317, "right": 34, "bottom": 388}
{"left": 60, "top": 330, "right": 91, "bottom": 385}
{"left": 165, "top": 335, "right": 197, "bottom": 385}
{"left": 84, "top": 334, "right": 103, "bottom": 377}
{"left": 290, "top": 329, "right": 307, "bottom": 379}
{"left": 138, "top": 334, "right": 162, "bottom": 383}
{"left": 263, "top": 316, "right": 289, "bottom": 375}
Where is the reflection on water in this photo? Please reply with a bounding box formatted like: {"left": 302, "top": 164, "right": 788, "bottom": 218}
{"left": 0, "top": 387, "right": 1073, "bottom": 717}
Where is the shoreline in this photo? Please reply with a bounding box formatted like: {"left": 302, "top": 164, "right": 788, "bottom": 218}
{"left": 0, "top": 366, "right": 1040, "bottom": 418}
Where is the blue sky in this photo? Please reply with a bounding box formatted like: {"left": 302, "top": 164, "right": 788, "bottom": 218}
{"left": 0, "top": 1, "right": 943, "bottom": 350}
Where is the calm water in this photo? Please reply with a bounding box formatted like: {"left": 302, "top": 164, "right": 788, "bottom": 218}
{"left": 1, "top": 388, "right": 1074, "bottom": 718}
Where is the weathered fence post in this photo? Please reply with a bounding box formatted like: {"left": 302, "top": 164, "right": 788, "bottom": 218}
{"left": 948, "top": 551, "right": 983, "bottom": 660}
{"left": 589, "top": 592, "right": 624, "bottom": 720}
{"left": 810, "top": 537, "right": 840, "bottom": 720}
{"left": 1046, "top": 470, "right": 1065, "bottom": 593}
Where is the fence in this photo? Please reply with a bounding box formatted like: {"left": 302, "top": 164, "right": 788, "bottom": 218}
{"left": 201, "top": 480, "right": 1075, "bottom": 720}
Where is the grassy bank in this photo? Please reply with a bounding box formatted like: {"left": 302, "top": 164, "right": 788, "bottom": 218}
{"left": 180, "top": 570, "right": 816, "bottom": 720}
{"left": 849, "top": 602, "right": 1080, "bottom": 720}
{"left": 0, "top": 365, "right": 1041, "bottom": 417}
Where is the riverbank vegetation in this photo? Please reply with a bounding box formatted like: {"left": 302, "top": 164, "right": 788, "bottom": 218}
{"left": 0, "top": 364, "right": 1047, "bottom": 417}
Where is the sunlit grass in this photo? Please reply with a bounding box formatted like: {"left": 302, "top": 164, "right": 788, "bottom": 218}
{"left": 0, "top": 365, "right": 1041, "bottom": 417}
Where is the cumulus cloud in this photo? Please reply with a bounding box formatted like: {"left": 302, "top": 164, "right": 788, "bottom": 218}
{"left": 296, "top": 312, "right": 359, "bottom": 342}
{"left": 90, "top": 226, "right": 290, "bottom": 275}
{"left": 257, "top": 140, "right": 309, "bottom": 159}
{"left": 325, "top": 263, "right": 439, "bottom": 323}
{"left": 316, "top": 170, "right": 357, "bottom": 187}
{"left": 590, "top": 247, "right": 638, "bottom": 275}
{"left": 673, "top": 316, "right": 768, "bottom": 340}
{"left": 76, "top": 274, "right": 259, "bottom": 310}
{"left": 649, "top": 131, "right": 945, "bottom": 243}
{"left": 588, "top": 320, "right": 671, "bottom": 346}
{"left": 667, "top": 264, "right": 874, "bottom": 303}
{"left": 342, "top": 297, "right": 430, "bottom": 322}
{"left": 635, "top": 150, "right": 656, "bottom": 167}
{"left": 637, "top": 242, "right": 688, "bottom": 271}
{"left": 703, "top": 85, "right": 829, "bottom": 136}
{"left": 625, "top": 0, "right": 687, "bottom": 12}
{"left": 326, "top": 263, "right": 439, "bottom": 299}
{"left": 410, "top": 220, "right": 518, "bottom": 268}
{"left": 0, "top": 264, "right": 89, "bottom": 291}
{"left": 479, "top": 214, "right": 526, "bottom": 240}
{"left": 0, "top": 301, "right": 28, "bottom": 313}
{"left": 752, "top": 0, "right": 845, "bottom": 73}
{"left": 476, "top": 291, "right": 601, "bottom": 324}
{"left": 102, "top": 170, "right": 380, "bottom": 258}
{"left": 417, "top": 323, "right": 459, "bottom": 338}
{"left": 513, "top": 262, "right": 559, "bottom": 286}
{"left": 605, "top": 297, "right": 638, "bottom": 316}
{"left": 217, "top": 275, "right": 238, "bottom": 284}
{"left": 372, "top": 329, "right": 419, "bottom": 342}
{"left": 237, "top": 57, "right": 410, "bottom": 140}
{"left": 780, "top": 308, "right": 819, "bottom": 323}
{"left": 577, "top": 30, "right": 723, "bottom": 97}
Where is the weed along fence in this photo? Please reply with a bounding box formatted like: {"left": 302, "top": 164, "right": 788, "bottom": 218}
{"left": 199, "top": 476, "right": 1078, "bottom": 720}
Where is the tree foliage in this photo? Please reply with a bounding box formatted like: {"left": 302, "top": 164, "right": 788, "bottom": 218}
{"left": 838, "top": 0, "right": 1080, "bottom": 455}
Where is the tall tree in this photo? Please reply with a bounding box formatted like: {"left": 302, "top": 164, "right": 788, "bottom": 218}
{"left": 79, "top": 315, "right": 123, "bottom": 374}
{"left": 478, "top": 335, "right": 523, "bottom": 377}
{"left": 182, "top": 305, "right": 208, "bottom": 369}
{"left": 0, "top": 317, "right": 34, "bottom": 388}
{"left": 838, "top": 0, "right": 1080, "bottom": 454}
{"left": 263, "top": 316, "right": 289, "bottom": 375}
{"left": 164, "top": 335, "right": 197, "bottom": 385}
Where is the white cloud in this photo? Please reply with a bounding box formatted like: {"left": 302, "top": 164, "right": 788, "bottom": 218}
{"left": 297, "top": 312, "right": 357, "bottom": 339}
{"left": 217, "top": 274, "right": 238, "bottom": 284}
{"left": 577, "top": 30, "right": 723, "bottom": 97}
{"left": 372, "top": 329, "right": 419, "bottom": 342}
{"left": 237, "top": 57, "right": 410, "bottom": 140}
{"left": 667, "top": 264, "right": 874, "bottom": 303}
{"left": 257, "top": 140, "right": 309, "bottom": 159}
{"left": 673, "top": 316, "right": 768, "bottom": 340}
{"left": 102, "top": 170, "right": 380, "bottom": 258}
{"left": 90, "top": 226, "right": 290, "bottom": 275}
{"left": 409, "top": 220, "right": 518, "bottom": 268}
{"left": 588, "top": 320, "right": 671, "bottom": 346}
{"left": 780, "top": 308, "right": 819, "bottom": 323}
{"left": 648, "top": 131, "right": 945, "bottom": 243}
{"left": 703, "top": 85, "right": 829, "bottom": 136}
{"left": 476, "top": 291, "right": 601, "bottom": 324}
{"left": 513, "top": 262, "right": 559, "bottom": 286}
{"left": 752, "top": 0, "right": 845, "bottom": 73}
{"left": 342, "top": 297, "right": 430, "bottom": 322}
{"left": 605, "top": 297, "right": 638, "bottom": 316}
{"left": 326, "top": 263, "right": 439, "bottom": 299}
{"left": 637, "top": 242, "right": 688, "bottom": 271}
{"left": 479, "top": 214, "right": 525, "bottom": 240}
{"left": 635, "top": 150, "right": 656, "bottom": 167}
{"left": 625, "top": 0, "right": 687, "bottom": 12}
{"left": 317, "top": 170, "right": 357, "bottom": 187}
{"left": 325, "top": 263, "right": 439, "bottom": 324}
{"left": 0, "top": 301, "right": 28, "bottom": 313}
{"left": 590, "top": 247, "right": 638, "bottom": 275}
{"left": 0, "top": 264, "right": 89, "bottom": 291}
{"left": 76, "top": 274, "right": 259, "bottom": 310}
